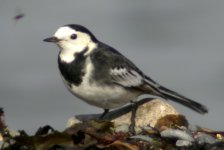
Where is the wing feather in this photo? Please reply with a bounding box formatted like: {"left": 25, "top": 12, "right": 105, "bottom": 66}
{"left": 110, "top": 67, "right": 143, "bottom": 87}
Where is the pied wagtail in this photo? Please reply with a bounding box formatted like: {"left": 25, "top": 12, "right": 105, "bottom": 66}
{"left": 43, "top": 24, "right": 208, "bottom": 129}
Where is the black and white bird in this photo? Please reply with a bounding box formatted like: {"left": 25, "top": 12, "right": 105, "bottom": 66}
{"left": 43, "top": 24, "right": 208, "bottom": 121}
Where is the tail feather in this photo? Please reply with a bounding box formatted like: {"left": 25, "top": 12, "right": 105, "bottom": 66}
{"left": 159, "top": 85, "right": 208, "bottom": 114}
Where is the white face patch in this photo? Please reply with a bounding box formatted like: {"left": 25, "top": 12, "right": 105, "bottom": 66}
{"left": 54, "top": 26, "right": 76, "bottom": 39}
{"left": 54, "top": 26, "right": 97, "bottom": 63}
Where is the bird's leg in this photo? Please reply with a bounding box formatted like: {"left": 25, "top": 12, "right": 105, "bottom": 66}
{"left": 99, "top": 109, "right": 109, "bottom": 119}
{"left": 129, "top": 101, "right": 137, "bottom": 135}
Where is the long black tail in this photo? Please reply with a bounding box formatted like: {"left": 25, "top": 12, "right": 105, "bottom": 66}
{"left": 159, "top": 85, "right": 208, "bottom": 114}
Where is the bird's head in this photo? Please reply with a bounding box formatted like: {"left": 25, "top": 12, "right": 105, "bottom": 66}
{"left": 44, "top": 24, "right": 98, "bottom": 53}
{"left": 44, "top": 24, "right": 98, "bottom": 63}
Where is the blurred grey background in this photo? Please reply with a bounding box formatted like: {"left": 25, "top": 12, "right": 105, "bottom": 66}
{"left": 0, "top": 0, "right": 223, "bottom": 133}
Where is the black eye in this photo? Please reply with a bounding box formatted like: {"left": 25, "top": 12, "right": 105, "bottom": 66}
{"left": 70, "top": 34, "right": 77, "bottom": 40}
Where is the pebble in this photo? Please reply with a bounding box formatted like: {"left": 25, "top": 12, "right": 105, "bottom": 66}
{"left": 129, "top": 135, "right": 153, "bottom": 142}
{"left": 195, "top": 132, "right": 216, "bottom": 145}
{"left": 160, "top": 129, "right": 194, "bottom": 142}
{"left": 176, "top": 140, "right": 192, "bottom": 147}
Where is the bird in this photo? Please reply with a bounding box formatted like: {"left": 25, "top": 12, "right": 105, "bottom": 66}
{"left": 13, "top": 13, "right": 25, "bottom": 22}
{"left": 43, "top": 24, "right": 208, "bottom": 131}
{"left": 13, "top": 8, "right": 25, "bottom": 22}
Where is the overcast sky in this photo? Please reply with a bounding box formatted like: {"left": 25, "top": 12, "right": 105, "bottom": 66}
{"left": 1, "top": 0, "right": 224, "bottom": 133}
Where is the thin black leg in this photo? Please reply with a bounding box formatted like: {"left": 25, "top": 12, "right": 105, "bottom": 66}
{"left": 129, "top": 101, "right": 137, "bottom": 135}
{"left": 99, "top": 109, "right": 109, "bottom": 119}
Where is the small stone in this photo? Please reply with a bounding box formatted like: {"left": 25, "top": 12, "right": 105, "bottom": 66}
{"left": 160, "top": 129, "right": 194, "bottom": 142}
{"left": 176, "top": 139, "right": 192, "bottom": 147}
{"left": 142, "top": 126, "right": 159, "bottom": 135}
{"left": 188, "top": 124, "right": 199, "bottom": 132}
{"left": 195, "top": 132, "right": 216, "bottom": 145}
{"left": 66, "top": 116, "right": 82, "bottom": 128}
{"left": 216, "top": 134, "right": 223, "bottom": 140}
{"left": 129, "top": 135, "right": 153, "bottom": 142}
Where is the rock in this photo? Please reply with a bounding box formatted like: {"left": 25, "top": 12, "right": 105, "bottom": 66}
{"left": 129, "top": 135, "right": 153, "bottom": 142}
{"left": 176, "top": 139, "right": 192, "bottom": 147}
{"left": 160, "top": 129, "right": 194, "bottom": 142}
{"left": 66, "top": 99, "right": 179, "bottom": 132}
{"left": 188, "top": 124, "right": 200, "bottom": 132}
{"left": 113, "top": 99, "right": 178, "bottom": 131}
{"left": 66, "top": 116, "right": 82, "bottom": 128}
{"left": 195, "top": 132, "right": 217, "bottom": 145}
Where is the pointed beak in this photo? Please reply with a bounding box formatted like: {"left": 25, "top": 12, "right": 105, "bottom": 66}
{"left": 43, "top": 37, "right": 60, "bottom": 43}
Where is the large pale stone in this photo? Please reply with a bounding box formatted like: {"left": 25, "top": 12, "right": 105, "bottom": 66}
{"left": 66, "top": 99, "right": 178, "bottom": 131}
{"left": 113, "top": 99, "right": 178, "bottom": 131}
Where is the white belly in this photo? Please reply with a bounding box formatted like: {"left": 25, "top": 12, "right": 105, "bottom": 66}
{"left": 64, "top": 79, "right": 140, "bottom": 109}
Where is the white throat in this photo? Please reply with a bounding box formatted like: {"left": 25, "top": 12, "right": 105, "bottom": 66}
{"left": 59, "top": 42, "right": 97, "bottom": 63}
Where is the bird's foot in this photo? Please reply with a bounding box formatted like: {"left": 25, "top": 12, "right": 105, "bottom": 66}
{"left": 99, "top": 109, "right": 109, "bottom": 120}
{"left": 129, "top": 101, "right": 138, "bottom": 135}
